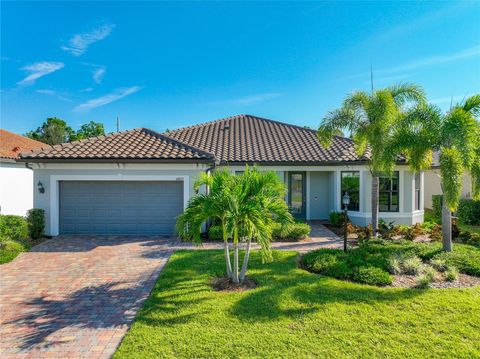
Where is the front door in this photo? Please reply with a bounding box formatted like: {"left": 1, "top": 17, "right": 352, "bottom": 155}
{"left": 288, "top": 172, "right": 306, "bottom": 219}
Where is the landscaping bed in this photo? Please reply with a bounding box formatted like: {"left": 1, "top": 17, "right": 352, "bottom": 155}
{"left": 114, "top": 250, "right": 480, "bottom": 358}
{"left": 301, "top": 239, "right": 480, "bottom": 288}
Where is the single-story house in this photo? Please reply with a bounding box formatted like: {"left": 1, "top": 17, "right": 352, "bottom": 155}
{"left": 20, "top": 115, "right": 424, "bottom": 236}
{"left": 0, "top": 129, "right": 45, "bottom": 216}
{"left": 424, "top": 151, "right": 472, "bottom": 209}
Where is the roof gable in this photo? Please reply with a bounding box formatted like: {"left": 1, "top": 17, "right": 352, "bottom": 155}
{"left": 164, "top": 114, "right": 368, "bottom": 164}
{"left": 20, "top": 128, "right": 214, "bottom": 162}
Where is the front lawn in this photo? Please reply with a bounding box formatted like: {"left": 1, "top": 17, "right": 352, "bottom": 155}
{"left": 114, "top": 250, "right": 480, "bottom": 358}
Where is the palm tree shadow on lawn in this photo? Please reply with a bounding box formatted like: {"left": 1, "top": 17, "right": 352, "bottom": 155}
{"left": 228, "top": 252, "right": 425, "bottom": 322}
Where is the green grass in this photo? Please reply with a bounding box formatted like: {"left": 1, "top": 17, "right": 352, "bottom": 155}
{"left": 114, "top": 249, "right": 480, "bottom": 358}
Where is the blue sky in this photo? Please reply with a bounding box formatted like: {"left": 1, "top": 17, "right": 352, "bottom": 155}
{"left": 1, "top": 1, "right": 479, "bottom": 135}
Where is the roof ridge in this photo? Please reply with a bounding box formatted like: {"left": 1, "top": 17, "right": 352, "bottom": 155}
{"left": 166, "top": 114, "right": 247, "bottom": 133}
{"left": 141, "top": 128, "right": 215, "bottom": 158}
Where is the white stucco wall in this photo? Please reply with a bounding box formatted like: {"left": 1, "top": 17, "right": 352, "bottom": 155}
{"left": 0, "top": 161, "right": 34, "bottom": 216}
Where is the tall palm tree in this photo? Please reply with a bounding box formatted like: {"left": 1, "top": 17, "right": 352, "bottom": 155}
{"left": 392, "top": 95, "right": 480, "bottom": 251}
{"left": 317, "top": 83, "right": 426, "bottom": 236}
{"left": 176, "top": 167, "right": 292, "bottom": 283}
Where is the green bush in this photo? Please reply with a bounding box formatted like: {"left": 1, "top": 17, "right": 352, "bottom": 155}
{"left": 0, "top": 215, "right": 28, "bottom": 242}
{"left": 430, "top": 258, "right": 448, "bottom": 272}
{"left": 329, "top": 211, "right": 346, "bottom": 227}
{"left": 432, "top": 245, "right": 480, "bottom": 276}
{"left": 272, "top": 222, "right": 310, "bottom": 241}
{"left": 208, "top": 225, "right": 223, "bottom": 240}
{"left": 416, "top": 266, "right": 436, "bottom": 288}
{"left": 457, "top": 199, "right": 480, "bottom": 225}
{"left": 353, "top": 266, "right": 392, "bottom": 286}
{"left": 0, "top": 240, "right": 28, "bottom": 264}
{"left": 432, "top": 195, "right": 443, "bottom": 221}
{"left": 401, "top": 256, "right": 423, "bottom": 275}
{"left": 445, "top": 266, "right": 459, "bottom": 281}
{"left": 208, "top": 221, "right": 311, "bottom": 241}
{"left": 26, "top": 209, "right": 45, "bottom": 240}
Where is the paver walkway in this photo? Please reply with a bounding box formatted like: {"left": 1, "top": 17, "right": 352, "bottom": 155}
{"left": 0, "top": 223, "right": 339, "bottom": 358}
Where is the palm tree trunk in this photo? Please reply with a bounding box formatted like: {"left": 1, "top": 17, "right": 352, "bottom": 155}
{"left": 222, "top": 223, "right": 233, "bottom": 279}
{"left": 239, "top": 238, "right": 252, "bottom": 282}
{"left": 372, "top": 175, "right": 379, "bottom": 237}
{"left": 442, "top": 200, "right": 453, "bottom": 252}
{"left": 232, "top": 227, "right": 239, "bottom": 283}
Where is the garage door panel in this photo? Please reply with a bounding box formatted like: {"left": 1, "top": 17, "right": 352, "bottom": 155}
{"left": 59, "top": 181, "right": 183, "bottom": 235}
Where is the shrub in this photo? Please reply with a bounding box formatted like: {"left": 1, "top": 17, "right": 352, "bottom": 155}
{"left": 445, "top": 267, "right": 459, "bottom": 281}
{"left": 26, "top": 209, "right": 45, "bottom": 240}
{"left": 416, "top": 265, "right": 436, "bottom": 288}
{"left": 272, "top": 222, "right": 310, "bottom": 241}
{"left": 329, "top": 211, "right": 346, "bottom": 227}
{"left": 457, "top": 232, "right": 480, "bottom": 248}
{"left": 353, "top": 266, "right": 392, "bottom": 286}
{"left": 401, "top": 256, "right": 423, "bottom": 275}
{"left": 432, "top": 246, "right": 480, "bottom": 276}
{"left": 457, "top": 199, "right": 480, "bottom": 225}
{"left": 388, "top": 254, "right": 403, "bottom": 274}
{"left": 0, "top": 215, "right": 29, "bottom": 242}
{"left": 208, "top": 225, "right": 223, "bottom": 240}
{"left": 430, "top": 258, "right": 448, "bottom": 272}
{"left": 0, "top": 240, "right": 28, "bottom": 264}
{"left": 432, "top": 195, "right": 443, "bottom": 221}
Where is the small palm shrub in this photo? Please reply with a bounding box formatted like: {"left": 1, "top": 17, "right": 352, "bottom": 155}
{"left": 26, "top": 209, "right": 45, "bottom": 240}
{"left": 445, "top": 266, "right": 459, "bottom": 281}
{"left": 401, "top": 256, "right": 423, "bottom": 275}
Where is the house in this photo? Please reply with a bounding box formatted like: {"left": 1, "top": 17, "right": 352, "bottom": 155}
{"left": 20, "top": 115, "right": 424, "bottom": 236}
{"left": 423, "top": 150, "right": 472, "bottom": 209}
{"left": 0, "top": 129, "right": 45, "bottom": 216}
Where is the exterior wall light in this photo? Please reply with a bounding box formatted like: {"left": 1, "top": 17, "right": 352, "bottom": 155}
{"left": 37, "top": 181, "right": 45, "bottom": 194}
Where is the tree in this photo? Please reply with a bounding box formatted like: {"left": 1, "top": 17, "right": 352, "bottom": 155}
{"left": 73, "top": 121, "right": 105, "bottom": 141}
{"left": 392, "top": 95, "right": 480, "bottom": 251}
{"left": 26, "top": 117, "right": 75, "bottom": 145}
{"left": 176, "top": 167, "right": 292, "bottom": 283}
{"left": 317, "top": 83, "right": 426, "bottom": 236}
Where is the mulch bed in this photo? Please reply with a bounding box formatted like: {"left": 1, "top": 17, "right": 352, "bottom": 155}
{"left": 391, "top": 273, "right": 480, "bottom": 289}
{"left": 210, "top": 276, "right": 257, "bottom": 292}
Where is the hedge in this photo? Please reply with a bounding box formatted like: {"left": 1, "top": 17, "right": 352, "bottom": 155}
{"left": 208, "top": 221, "right": 311, "bottom": 241}
{"left": 0, "top": 215, "right": 29, "bottom": 243}
{"left": 457, "top": 199, "right": 480, "bottom": 225}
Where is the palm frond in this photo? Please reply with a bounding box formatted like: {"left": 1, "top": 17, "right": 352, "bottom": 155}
{"left": 388, "top": 82, "right": 426, "bottom": 107}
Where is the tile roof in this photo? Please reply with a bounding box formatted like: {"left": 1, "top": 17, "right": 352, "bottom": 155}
{"left": 0, "top": 129, "right": 46, "bottom": 160}
{"left": 20, "top": 128, "right": 214, "bottom": 162}
{"left": 164, "top": 114, "right": 370, "bottom": 164}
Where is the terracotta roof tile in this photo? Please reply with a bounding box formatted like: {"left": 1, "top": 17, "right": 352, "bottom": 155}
{"left": 0, "top": 129, "right": 46, "bottom": 160}
{"left": 164, "top": 114, "right": 369, "bottom": 164}
{"left": 20, "top": 128, "right": 214, "bottom": 162}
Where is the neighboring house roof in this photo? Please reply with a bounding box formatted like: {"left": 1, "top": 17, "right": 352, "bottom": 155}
{"left": 164, "top": 114, "right": 370, "bottom": 165}
{"left": 20, "top": 128, "right": 214, "bottom": 162}
{"left": 0, "top": 129, "right": 45, "bottom": 161}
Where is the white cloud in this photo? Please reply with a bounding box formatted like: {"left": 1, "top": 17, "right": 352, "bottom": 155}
{"left": 346, "top": 46, "right": 480, "bottom": 81}
{"left": 207, "top": 93, "right": 282, "bottom": 106}
{"left": 62, "top": 23, "right": 115, "bottom": 56}
{"left": 80, "top": 87, "right": 94, "bottom": 92}
{"left": 92, "top": 66, "right": 106, "bottom": 84}
{"left": 17, "top": 61, "right": 64, "bottom": 85}
{"left": 73, "top": 86, "right": 141, "bottom": 112}
{"left": 430, "top": 95, "right": 469, "bottom": 105}
{"left": 36, "top": 89, "right": 72, "bottom": 102}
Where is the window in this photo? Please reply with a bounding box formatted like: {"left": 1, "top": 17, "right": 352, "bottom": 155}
{"left": 379, "top": 171, "right": 399, "bottom": 212}
{"left": 414, "top": 172, "right": 421, "bottom": 210}
{"left": 341, "top": 171, "right": 360, "bottom": 211}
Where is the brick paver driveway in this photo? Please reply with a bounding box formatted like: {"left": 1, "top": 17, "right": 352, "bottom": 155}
{"left": 0, "top": 236, "right": 173, "bottom": 359}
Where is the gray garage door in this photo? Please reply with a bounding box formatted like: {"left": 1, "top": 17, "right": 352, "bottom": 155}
{"left": 59, "top": 181, "right": 183, "bottom": 235}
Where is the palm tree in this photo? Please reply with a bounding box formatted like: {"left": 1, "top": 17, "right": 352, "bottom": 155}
{"left": 317, "top": 83, "right": 426, "bottom": 236}
{"left": 392, "top": 95, "right": 480, "bottom": 251}
{"left": 176, "top": 167, "right": 292, "bottom": 283}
